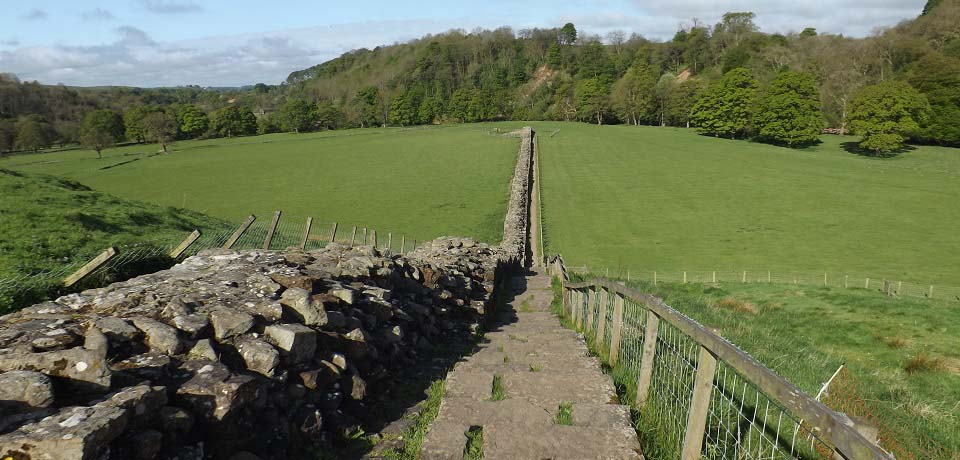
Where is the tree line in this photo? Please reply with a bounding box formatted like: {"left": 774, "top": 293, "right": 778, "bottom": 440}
{"left": 1, "top": 0, "right": 957, "bottom": 157}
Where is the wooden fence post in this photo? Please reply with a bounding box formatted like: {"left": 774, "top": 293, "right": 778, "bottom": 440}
{"left": 712, "top": 271, "right": 716, "bottom": 283}
{"left": 64, "top": 247, "right": 118, "bottom": 287}
{"left": 635, "top": 312, "right": 660, "bottom": 407}
{"left": 653, "top": 271, "right": 657, "bottom": 286}
{"left": 609, "top": 294, "right": 624, "bottom": 366}
{"left": 223, "top": 215, "right": 256, "bottom": 249}
{"left": 897, "top": 281, "right": 902, "bottom": 295}
{"left": 844, "top": 275, "right": 848, "bottom": 288}
{"left": 169, "top": 230, "right": 201, "bottom": 259}
{"left": 586, "top": 288, "right": 596, "bottom": 334}
{"left": 400, "top": 235, "right": 406, "bottom": 253}
{"left": 929, "top": 285, "right": 934, "bottom": 298}
{"left": 362, "top": 228, "right": 367, "bottom": 245}
{"left": 596, "top": 288, "right": 608, "bottom": 351}
{"left": 349, "top": 227, "right": 357, "bottom": 246}
{"left": 262, "top": 210, "right": 282, "bottom": 250}
{"left": 824, "top": 273, "right": 828, "bottom": 286}
{"left": 683, "top": 271, "right": 687, "bottom": 284}
{"left": 371, "top": 229, "right": 377, "bottom": 248}
{"left": 387, "top": 233, "right": 392, "bottom": 251}
{"left": 865, "top": 277, "right": 869, "bottom": 289}
{"left": 330, "top": 222, "right": 338, "bottom": 243}
{"left": 681, "top": 347, "right": 719, "bottom": 460}
{"left": 742, "top": 271, "right": 747, "bottom": 283}
{"left": 299, "top": 217, "right": 313, "bottom": 251}
{"left": 767, "top": 271, "right": 771, "bottom": 283}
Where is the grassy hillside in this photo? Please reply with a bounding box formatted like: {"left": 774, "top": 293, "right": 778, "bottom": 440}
{"left": 534, "top": 122, "right": 960, "bottom": 285}
{"left": 0, "top": 126, "right": 518, "bottom": 244}
{"left": 601, "top": 278, "right": 960, "bottom": 458}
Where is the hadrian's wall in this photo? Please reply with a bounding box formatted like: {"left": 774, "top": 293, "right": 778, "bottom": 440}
{"left": 0, "top": 128, "right": 536, "bottom": 460}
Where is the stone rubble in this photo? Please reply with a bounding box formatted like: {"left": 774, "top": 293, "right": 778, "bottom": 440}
{"left": 0, "top": 238, "right": 507, "bottom": 459}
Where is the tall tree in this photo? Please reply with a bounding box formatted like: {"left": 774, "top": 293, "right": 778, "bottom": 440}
{"left": 279, "top": 98, "right": 315, "bottom": 133}
{"left": 80, "top": 109, "right": 124, "bottom": 158}
{"left": 691, "top": 67, "right": 758, "bottom": 138}
{"left": 178, "top": 105, "right": 209, "bottom": 139}
{"left": 388, "top": 90, "right": 418, "bottom": 126}
{"left": 575, "top": 78, "right": 611, "bottom": 125}
{"left": 849, "top": 80, "right": 929, "bottom": 155}
{"left": 665, "top": 78, "right": 707, "bottom": 127}
{"left": 905, "top": 54, "right": 960, "bottom": 146}
{"left": 560, "top": 23, "right": 578, "bottom": 46}
{"left": 0, "top": 119, "right": 16, "bottom": 154}
{"left": 611, "top": 64, "right": 657, "bottom": 125}
{"left": 143, "top": 111, "right": 175, "bottom": 153}
{"left": 124, "top": 105, "right": 154, "bottom": 143}
{"left": 754, "top": 71, "right": 824, "bottom": 147}
{"left": 210, "top": 106, "right": 257, "bottom": 137}
{"left": 15, "top": 117, "right": 52, "bottom": 153}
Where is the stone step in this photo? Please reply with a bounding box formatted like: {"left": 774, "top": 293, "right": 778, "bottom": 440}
{"left": 423, "top": 408, "right": 642, "bottom": 460}
{"left": 445, "top": 370, "right": 618, "bottom": 406}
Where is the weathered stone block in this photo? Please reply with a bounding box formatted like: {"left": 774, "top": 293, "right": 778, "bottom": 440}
{"left": 264, "top": 324, "right": 316, "bottom": 364}
{"left": 210, "top": 309, "right": 254, "bottom": 340}
{"left": 238, "top": 339, "right": 280, "bottom": 377}
{"left": 132, "top": 317, "right": 184, "bottom": 355}
{"left": 0, "top": 371, "right": 54, "bottom": 412}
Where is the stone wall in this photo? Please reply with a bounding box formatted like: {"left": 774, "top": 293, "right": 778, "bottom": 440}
{"left": 0, "top": 239, "right": 503, "bottom": 459}
{"left": 0, "top": 129, "right": 537, "bottom": 460}
{"left": 499, "top": 127, "right": 534, "bottom": 267}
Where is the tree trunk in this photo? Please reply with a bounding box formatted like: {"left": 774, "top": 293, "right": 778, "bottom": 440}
{"left": 96, "top": 148, "right": 102, "bottom": 159}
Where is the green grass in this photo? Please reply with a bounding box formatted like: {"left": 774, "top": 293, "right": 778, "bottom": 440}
{"left": 490, "top": 374, "right": 507, "bottom": 401}
{"left": 531, "top": 122, "right": 960, "bottom": 285}
{"left": 555, "top": 402, "right": 573, "bottom": 426}
{"left": 463, "top": 426, "right": 484, "bottom": 460}
{"left": 566, "top": 276, "right": 960, "bottom": 458}
{"left": 0, "top": 125, "right": 518, "bottom": 244}
{"left": 380, "top": 379, "right": 446, "bottom": 460}
{"left": 0, "top": 168, "right": 227, "bottom": 311}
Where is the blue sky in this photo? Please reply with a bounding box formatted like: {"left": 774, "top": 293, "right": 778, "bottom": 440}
{"left": 0, "top": 0, "right": 926, "bottom": 87}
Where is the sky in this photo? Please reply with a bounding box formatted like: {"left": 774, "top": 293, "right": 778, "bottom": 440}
{"left": 0, "top": 0, "right": 927, "bottom": 88}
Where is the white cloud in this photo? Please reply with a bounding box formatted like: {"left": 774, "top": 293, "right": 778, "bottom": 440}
{"left": 0, "top": 20, "right": 454, "bottom": 87}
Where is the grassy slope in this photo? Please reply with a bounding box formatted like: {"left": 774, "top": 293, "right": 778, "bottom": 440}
{"left": 0, "top": 168, "right": 226, "bottom": 276}
{"left": 616, "top": 279, "right": 960, "bottom": 455}
{"left": 0, "top": 126, "right": 518, "bottom": 244}
{"left": 534, "top": 122, "right": 960, "bottom": 285}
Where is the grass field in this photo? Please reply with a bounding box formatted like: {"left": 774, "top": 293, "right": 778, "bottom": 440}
{"left": 599, "top": 278, "right": 960, "bottom": 457}
{"left": 531, "top": 122, "right": 960, "bottom": 286}
{"left": 0, "top": 125, "right": 518, "bottom": 245}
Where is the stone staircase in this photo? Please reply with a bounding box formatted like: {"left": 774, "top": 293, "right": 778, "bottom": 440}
{"left": 421, "top": 271, "right": 643, "bottom": 460}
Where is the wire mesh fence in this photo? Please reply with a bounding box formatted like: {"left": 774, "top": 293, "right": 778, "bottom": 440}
{"left": 560, "top": 280, "right": 892, "bottom": 460}
{"left": 563, "top": 267, "right": 960, "bottom": 303}
{"left": 0, "top": 212, "right": 426, "bottom": 314}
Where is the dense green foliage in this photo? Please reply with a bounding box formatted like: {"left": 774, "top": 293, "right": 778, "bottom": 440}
{"left": 535, "top": 121, "right": 960, "bottom": 284}
{"left": 690, "top": 68, "right": 757, "bottom": 138}
{"left": 80, "top": 109, "right": 125, "bottom": 157}
{"left": 849, "top": 80, "right": 930, "bottom": 154}
{"left": 0, "top": 125, "right": 518, "bottom": 245}
{"left": 1, "top": 3, "right": 959, "bottom": 155}
{"left": 754, "top": 71, "right": 824, "bottom": 146}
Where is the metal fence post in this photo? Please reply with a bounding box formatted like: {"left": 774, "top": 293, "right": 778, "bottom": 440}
{"left": 609, "top": 294, "right": 624, "bottom": 366}
{"left": 681, "top": 346, "right": 719, "bottom": 460}
{"left": 635, "top": 311, "right": 660, "bottom": 407}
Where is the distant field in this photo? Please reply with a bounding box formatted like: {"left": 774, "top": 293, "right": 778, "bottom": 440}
{"left": 532, "top": 122, "right": 960, "bottom": 285}
{"left": 0, "top": 126, "right": 518, "bottom": 244}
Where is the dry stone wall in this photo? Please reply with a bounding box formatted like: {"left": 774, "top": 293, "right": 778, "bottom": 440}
{"left": 499, "top": 127, "right": 534, "bottom": 267}
{"left": 0, "top": 128, "right": 537, "bottom": 460}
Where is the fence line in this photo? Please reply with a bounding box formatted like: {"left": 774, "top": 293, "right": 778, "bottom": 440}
{"left": 561, "top": 266, "right": 960, "bottom": 302}
{"left": 548, "top": 256, "right": 893, "bottom": 460}
{"left": 0, "top": 211, "right": 426, "bottom": 313}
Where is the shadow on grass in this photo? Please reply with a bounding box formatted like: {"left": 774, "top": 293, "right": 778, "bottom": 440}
{"left": 841, "top": 141, "right": 916, "bottom": 158}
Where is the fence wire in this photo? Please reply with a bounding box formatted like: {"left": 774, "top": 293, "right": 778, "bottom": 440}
{"left": 566, "top": 268, "right": 960, "bottom": 303}
{"left": 563, "top": 286, "right": 884, "bottom": 460}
